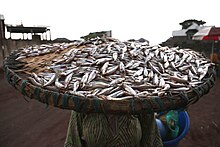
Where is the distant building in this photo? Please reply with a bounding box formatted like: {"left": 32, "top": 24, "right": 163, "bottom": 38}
{"left": 0, "top": 14, "right": 6, "bottom": 59}
{"left": 172, "top": 20, "right": 208, "bottom": 39}
{"left": 0, "top": 14, "right": 5, "bottom": 40}
{"left": 6, "top": 24, "right": 51, "bottom": 41}
{"left": 0, "top": 14, "right": 52, "bottom": 65}
{"left": 161, "top": 19, "right": 220, "bottom": 55}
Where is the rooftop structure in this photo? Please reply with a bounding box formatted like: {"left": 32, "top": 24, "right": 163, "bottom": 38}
{"left": 172, "top": 19, "right": 211, "bottom": 40}
{"left": 6, "top": 24, "right": 51, "bottom": 40}
{"left": 6, "top": 25, "right": 49, "bottom": 34}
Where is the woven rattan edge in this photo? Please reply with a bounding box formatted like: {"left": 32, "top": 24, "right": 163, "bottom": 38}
{"left": 3, "top": 58, "right": 216, "bottom": 114}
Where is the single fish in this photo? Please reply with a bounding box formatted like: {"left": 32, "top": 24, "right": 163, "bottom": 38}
{"left": 163, "top": 84, "right": 170, "bottom": 91}
{"left": 64, "top": 73, "right": 73, "bottom": 88}
{"left": 96, "top": 58, "right": 112, "bottom": 65}
{"left": 73, "top": 81, "right": 80, "bottom": 92}
{"left": 97, "top": 87, "right": 114, "bottom": 95}
{"left": 158, "top": 62, "right": 165, "bottom": 73}
{"left": 88, "top": 81, "right": 110, "bottom": 88}
{"left": 148, "top": 70, "right": 154, "bottom": 79}
{"left": 87, "top": 70, "right": 97, "bottom": 83}
{"left": 149, "top": 62, "right": 161, "bottom": 74}
{"left": 143, "top": 67, "right": 148, "bottom": 77}
{"left": 55, "top": 78, "right": 65, "bottom": 89}
{"left": 164, "top": 61, "right": 169, "bottom": 69}
{"left": 125, "top": 60, "right": 134, "bottom": 68}
{"left": 123, "top": 84, "right": 137, "bottom": 95}
{"left": 112, "top": 52, "right": 118, "bottom": 61}
{"left": 28, "top": 77, "right": 42, "bottom": 87}
{"left": 119, "top": 62, "right": 125, "bottom": 72}
{"left": 170, "top": 76, "right": 188, "bottom": 84}
{"left": 101, "top": 62, "right": 109, "bottom": 75}
{"left": 106, "top": 96, "right": 133, "bottom": 100}
{"left": 110, "top": 78, "right": 125, "bottom": 85}
{"left": 104, "top": 65, "right": 119, "bottom": 75}
{"left": 108, "top": 90, "right": 125, "bottom": 98}
{"left": 159, "top": 77, "right": 165, "bottom": 87}
{"left": 44, "top": 73, "right": 56, "bottom": 87}
{"left": 81, "top": 72, "right": 89, "bottom": 87}
{"left": 133, "top": 67, "right": 144, "bottom": 77}
{"left": 171, "top": 87, "right": 190, "bottom": 91}
{"left": 153, "top": 73, "right": 159, "bottom": 85}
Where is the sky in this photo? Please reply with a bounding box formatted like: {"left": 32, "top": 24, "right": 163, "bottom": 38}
{"left": 1, "top": 0, "right": 220, "bottom": 44}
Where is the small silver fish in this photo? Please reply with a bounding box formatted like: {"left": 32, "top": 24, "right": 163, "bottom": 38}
{"left": 119, "top": 62, "right": 125, "bottom": 72}
{"left": 153, "top": 74, "right": 159, "bottom": 85}
{"left": 163, "top": 54, "right": 168, "bottom": 62}
{"left": 81, "top": 72, "right": 89, "bottom": 87}
{"left": 98, "top": 87, "right": 114, "bottom": 95}
{"left": 133, "top": 67, "right": 144, "bottom": 77}
{"left": 88, "top": 81, "right": 110, "bottom": 88}
{"left": 108, "top": 90, "right": 125, "bottom": 98}
{"left": 110, "top": 78, "right": 125, "bottom": 85}
{"left": 112, "top": 52, "right": 118, "bottom": 61}
{"left": 32, "top": 72, "right": 44, "bottom": 85}
{"left": 104, "top": 65, "right": 119, "bottom": 75}
{"left": 164, "top": 61, "right": 169, "bottom": 69}
{"left": 96, "top": 58, "right": 112, "bottom": 65}
{"left": 163, "top": 84, "right": 170, "bottom": 91}
{"left": 106, "top": 96, "right": 133, "bottom": 100}
{"left": 143, "top": 67, "right": 148, "bottom": 77}
{"left": 125, "top": 60, "right": 134, "bottom": 68}
{"left": 149, "top": 62, "right": 161, "bottom": 74}
{"left": 148, "top": 70, "right": 154, "bottom": 79}
{"left": 123, "top": 84, "right": 137, "bottom": 95}
{"left": 73, "top": 81, "right": 80, "bottom": 92}
{"left": 87, "top": 70, "right": 97, "bottom": 83}
{"left": 137, "top": 91, "right": 149, "bottom": 96}
{"left": 171, "top": 87, "right": 190, "bottom": 91}
{"left": 64, "top": 73, "right": 73, "bottom": 88}
{"left": 101, "top": 62, "right": 109, "bottom": 75}
{"left": 28, "top": 77, "right": 42, "bottom": 87}
{"left": 168, "top": 53, "right": 175, "bottom": 61}
{"left": 170, "top": 76, "right": 188, "bottom": 84}
{"left": 44, "top": 73, "right": 56, "bottom": 87}
{"left": 55, "top": 78, "right": 65, "bottom": 89}
{"left": 159, "top": 77, "right": 165, "bottom": 87}
{"left": 199, "top": 66, "right": 208, "bottom": 80}
{"left": 158, "top": 62, "right": 165, "bottom": 73}
{"left": 130, "top": 61, "right": 142, "bottom": 69}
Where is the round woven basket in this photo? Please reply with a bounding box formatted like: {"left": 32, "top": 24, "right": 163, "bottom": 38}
{"left": 3, "top": 52, "right": 216, "bottom": 114}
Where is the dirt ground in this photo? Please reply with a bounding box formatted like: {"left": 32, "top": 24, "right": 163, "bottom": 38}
{"left": 0, "top": 69, "right": 220, "bottom": 147}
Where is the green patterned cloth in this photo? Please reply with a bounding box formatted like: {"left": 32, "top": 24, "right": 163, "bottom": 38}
{"left": 64, "top": 111, "right": 163, "bottom": 147}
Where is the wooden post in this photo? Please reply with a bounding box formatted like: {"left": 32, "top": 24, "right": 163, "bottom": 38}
{"left": 45, "top": 32, "right": 47, "bottom": 40}
{"left": 49, "top": 29, "right": 51, "bottom": 41}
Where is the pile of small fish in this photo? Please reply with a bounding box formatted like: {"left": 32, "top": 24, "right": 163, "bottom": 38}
{"left": 16, "top": 37, "right": 214, "bottom": 100}
{"left": 15, "top": 42, "right": 77, "bottom": 60}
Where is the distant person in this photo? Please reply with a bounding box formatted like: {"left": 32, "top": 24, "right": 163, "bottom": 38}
{"left": 210, "top": 49, "right": 220, "bottom": 76}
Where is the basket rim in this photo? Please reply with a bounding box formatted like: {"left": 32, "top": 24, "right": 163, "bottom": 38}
{"left": 3, "top": 56, "right": 216, "bottom": 114}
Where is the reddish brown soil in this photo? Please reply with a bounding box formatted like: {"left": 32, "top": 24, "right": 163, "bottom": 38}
{"left": 0, "top": 69, "right": 220, "bottom": 147}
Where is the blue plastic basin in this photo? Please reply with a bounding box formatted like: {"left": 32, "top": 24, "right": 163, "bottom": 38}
{"left": 156, "top": 111, "right": 190, "bottom": 147}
